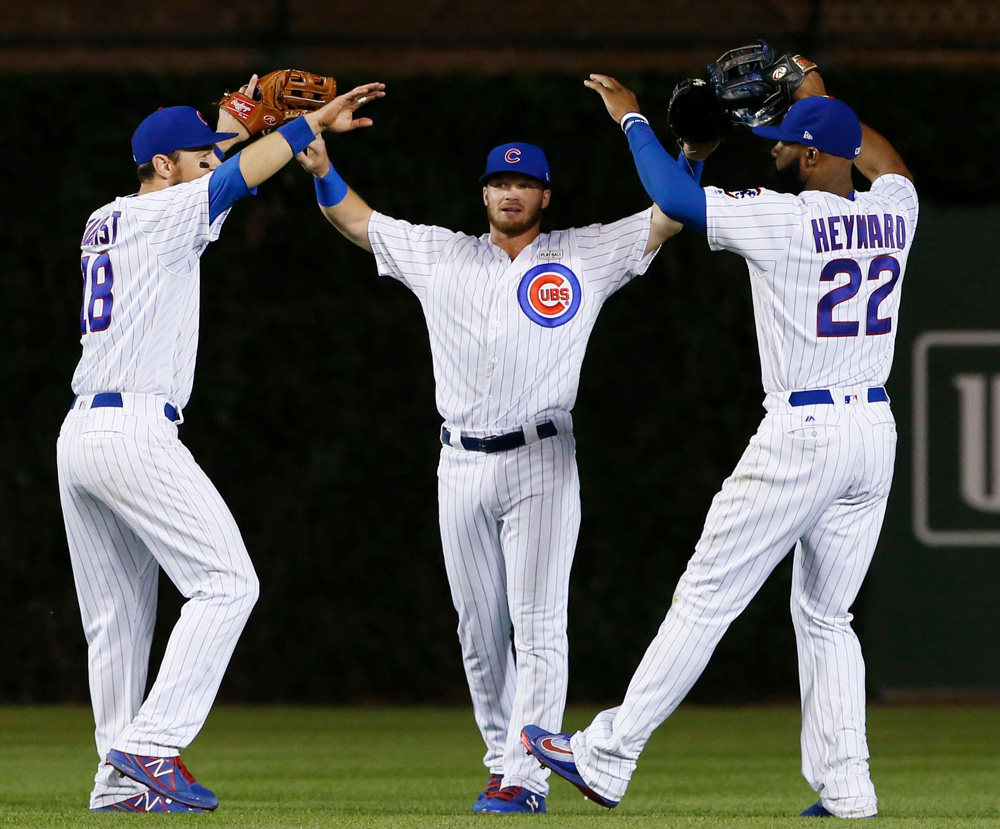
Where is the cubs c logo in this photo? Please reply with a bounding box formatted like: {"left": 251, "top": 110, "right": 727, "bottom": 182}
{"left": 518, "top": 263, "right": 582, "bottom": 328}
{"left": 504, "top": 148, "right": 521, "bottom": 164}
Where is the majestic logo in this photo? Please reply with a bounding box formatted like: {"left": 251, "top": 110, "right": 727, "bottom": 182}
{"left": 504, "top": 148, "right": 521, "bottom": 164}
{"left": 518, "top": 263, "right": 582, "bottom": 328}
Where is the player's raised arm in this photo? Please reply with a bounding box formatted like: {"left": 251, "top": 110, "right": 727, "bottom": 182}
{"left": 786, "top": 62, "right": 912, "bottom": 185}
{"left": 235, "top": 82, "right": 384, "bottom": 190}
{"left": 585, "top": 74, "right": 708, "bottom": 234}
{"left": 296, "top": 135, "right": 375, "bottom": 253}
{"left": 855, "top": 123, "right": 912, "bottom": 183}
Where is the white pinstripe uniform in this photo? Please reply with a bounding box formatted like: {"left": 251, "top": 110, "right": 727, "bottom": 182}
{"left": 57, "top": 174, "right": 259, "bottom": 809}
{"left": 570, "top": 175, "right": 919, "bottom": 818}
{"left": 368, "top": 207, "right": 657, "bottom": 794}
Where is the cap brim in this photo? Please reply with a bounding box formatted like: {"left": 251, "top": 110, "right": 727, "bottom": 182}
{"left": 751, "top": 125, "right": 786, "bottom": 141}
{"left": 175, "top": 130, "right": 239, "bottom": 152}
{"left": 479, "top": 171, "right": 550, "bottom": 186}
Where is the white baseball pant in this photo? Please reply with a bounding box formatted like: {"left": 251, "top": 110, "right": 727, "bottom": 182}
{"left": 572, "top": 391, "right": 894, "bottom": 819}
{"left": 437, "top": 423, "right": 579, "bottom": 796}
{"left": 57, "top": 393, "right": 258, "bottom": 808}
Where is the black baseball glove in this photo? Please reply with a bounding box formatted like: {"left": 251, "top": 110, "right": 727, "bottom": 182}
{"left": 667, "top": 77, "right": 730, "bottom": 144}
{"left": 707, "top": 40, "right": 817, "bottom": 128}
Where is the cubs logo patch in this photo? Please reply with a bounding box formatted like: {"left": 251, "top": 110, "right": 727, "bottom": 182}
{"left": 518, "top": 264, "right": 581, "bottom": 328}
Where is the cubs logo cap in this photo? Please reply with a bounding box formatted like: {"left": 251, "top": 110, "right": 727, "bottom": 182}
{"left": 752, "top": 96, "right": 862, "bottom": 160}
{"left": 480, "top": 143, "right": 551, "bottom": 185}
{"left": 131, "top": 106, "right": 238, "bottom": 165}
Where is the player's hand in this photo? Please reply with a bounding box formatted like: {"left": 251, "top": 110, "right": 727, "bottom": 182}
{"left": 792, "top": 65, "right": 827, "bottom": 100}
{"left": 681, "top": 140, "right": 720, "bottom": 162}
{"left": 308, "top": 82, "right": 386, "bottom": 134}
{"left": 296, "top": 135, "right": 332, "bottom": 177}
{"left": 216, "top": 74, "right": 258, "bottom": 142}
{"left": 584, "top": 74, "right": 640, "bottom": 125}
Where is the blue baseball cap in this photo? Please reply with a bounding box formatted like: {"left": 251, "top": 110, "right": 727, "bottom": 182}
{"left": 480, "top": 143, "right": 551, "bottom": 186}
{"left": 752, "top": 97, "right": 862, "bottom": 160}
{"left": 131, "top": 106, "right": 238, "bottom": 165}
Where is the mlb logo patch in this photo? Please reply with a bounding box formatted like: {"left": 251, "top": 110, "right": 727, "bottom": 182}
{"left": 517, "top": 263, "right": 582, "bottom": 328}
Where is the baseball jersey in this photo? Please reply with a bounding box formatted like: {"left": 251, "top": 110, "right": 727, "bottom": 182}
{"left": 705, "top": 174, "right": 919, "bottom": 394}
{"left": 367, "top": 208, "right": 657, "bottom": 431}
{"left": 73, "top": 175, "right": 231, "bottom": 409}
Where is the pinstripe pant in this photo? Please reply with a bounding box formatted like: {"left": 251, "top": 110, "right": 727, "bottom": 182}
{"left": 572, "top": 396, "right": 894, "bottom": 818}
{"left": 57, "top": 395, "right": 259, "bottom": 809}
{"left": 438, "top": 427, "right": 580, "bottom": 796}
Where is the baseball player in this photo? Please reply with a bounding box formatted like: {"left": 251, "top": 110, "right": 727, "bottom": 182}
{"left": 523, "top": 70, "right": 918, "bottom": 820}
{"left": 297, "top": 133, "right": 703, "bottom": 812}
{"left": 57, "top": 76, "right": 385, "bottom": 813}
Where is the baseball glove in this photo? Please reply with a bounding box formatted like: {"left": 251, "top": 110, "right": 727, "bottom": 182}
{"left": 667, "top": 77, "right": 730, "bottom": 144}
{"left": 216, "top": 69, "right": 337, "bottom": 136}
{"left": 707, "top": 40, "right": 817, "bottom": 128}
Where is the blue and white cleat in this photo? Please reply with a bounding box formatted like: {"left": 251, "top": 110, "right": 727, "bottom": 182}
{"left": 520, "top": 725, "right": 618, "bottom": 809}
{"left": 90, "top": 789, "right": 210, "bottom": 813}
{"left": 473, "top": 773, "right": 504, "bottom": 813}
{"left": 106, "top": 749, "right": 219, "bottom": 810}
{"left": 480, "top": 785, "right": 546, "bottom": 814}
{"left": 801, "top": 801, "right": 877, "bottom": 818}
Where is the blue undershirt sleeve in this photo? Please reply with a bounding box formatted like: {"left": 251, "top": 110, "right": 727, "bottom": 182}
{"left": 625, "top": 122, "right": 707, "bottom": 234}
{"left": 207, "top": 152, "right": 258, "bottom": 224}
{"left": 677, "top": 151, "right": 705, "bottom": 184}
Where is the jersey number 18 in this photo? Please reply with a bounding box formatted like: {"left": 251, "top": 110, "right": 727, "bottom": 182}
{"left": 80, "top": 253, "right": 114, "bottom": 334}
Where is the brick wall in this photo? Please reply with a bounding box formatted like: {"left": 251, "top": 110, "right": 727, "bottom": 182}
{"left": 3, "top": 0, "right": 998, "bottom": 72}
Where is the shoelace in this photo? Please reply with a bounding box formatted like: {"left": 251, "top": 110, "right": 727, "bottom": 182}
{"left": 484, "top": 774, "right": 503, "bottom": 797}
{"left": 491, "top": 786, "right": 526, "bottom": 801}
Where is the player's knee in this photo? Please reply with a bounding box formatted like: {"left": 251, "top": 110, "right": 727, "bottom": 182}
{"left": 215, "top": 564, "right": 260, "bottom": 610}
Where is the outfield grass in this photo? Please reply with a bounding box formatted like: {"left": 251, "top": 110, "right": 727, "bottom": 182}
{"left": 0, "top": 704, "right": 997, "bottom": 827}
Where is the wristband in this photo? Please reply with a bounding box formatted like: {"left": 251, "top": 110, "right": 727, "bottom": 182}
{"left": 314, "top": 164, "right": 349, "bottom": 207}
{"left": 277, "top": 116, "right": 317, "bottom": 156}
{"left": 620, "top": 111, "right": 650, "bottom": 134}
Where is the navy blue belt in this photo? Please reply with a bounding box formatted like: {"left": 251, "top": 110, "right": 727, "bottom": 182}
{"left": 788, "top": 387, "right": 888, "bottom": 406}
{"left": 71, "top": 392, "right": 180, "bottom": 422}
{"left": 442, "top": 421, "right": 558, "bottom": 454}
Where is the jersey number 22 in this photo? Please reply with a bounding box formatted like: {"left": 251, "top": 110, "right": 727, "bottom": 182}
{"left": 818, "top": 255, "right": 900, "bottom": 337}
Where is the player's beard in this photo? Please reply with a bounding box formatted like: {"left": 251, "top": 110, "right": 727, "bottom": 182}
{"left": 488, "top": 201, "right": 543, "bottom": 236}
{"left": 775, "top": 155, "right": 804, "bottom": 195}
